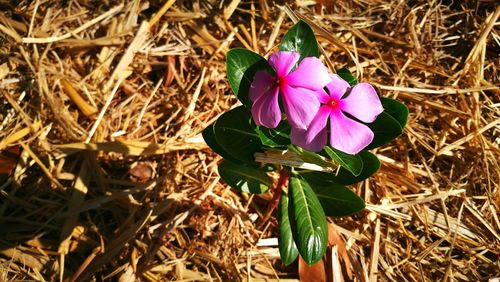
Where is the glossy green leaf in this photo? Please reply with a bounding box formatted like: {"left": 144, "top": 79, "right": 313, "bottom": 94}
{"left": 202, "top": 123, "right": 243, "bottom": 164}
{"left": 218, "top": 160, "right": 271, "bottom": 194}
{"left": 226, "top": 49, "right": 272, "bottom": 107}
{"left": 289, "top": 176, "right": 328, "bottom": 265}
{"left": 309, "top": 183, "right": 365, "bottom": 216}
{"left": 323, "top": 146, "right": 363, "bottom": 176}
{"left": 279, "top": 20, "right": 319, "bottom": 60}
{"left": 256, "top": 121, "right": 291, "bottom": 148}
{"left": 278, "top": 191, "right": 299, "bottom": 265}
{"left": 301, "top": 151, "right": 380, "bottom": 185}
{"left": 380, "top": 97, "right": 409, "bottom": 128}
{"left": 214, "top": 106, "right": 262, "bottom": 163}
{"left": 336, "top": 67, "right": 358, "bottom": 86}
{"left": 365, "top": 112, "right": 403, "bottom": 150}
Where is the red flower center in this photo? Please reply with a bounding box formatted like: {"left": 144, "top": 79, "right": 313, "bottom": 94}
{"left": 276, "top": 76, "right": 288, "bottom": 88}
{"left": 326, "top": 98, "right": 339, "bottom": 109}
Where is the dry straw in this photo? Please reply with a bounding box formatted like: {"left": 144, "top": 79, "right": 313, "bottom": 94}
{"left": 0, "top": 1, "right": 498, "bottom": 281}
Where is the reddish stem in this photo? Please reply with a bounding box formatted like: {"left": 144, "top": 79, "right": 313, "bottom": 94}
{"left": 259, "top": 169, "right": 289, "bottom": 228}
{"left": 270, "top": 170, "right": 289, "bottom": 210}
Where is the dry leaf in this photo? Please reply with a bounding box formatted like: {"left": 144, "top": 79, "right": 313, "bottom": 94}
{"left": 328, "top": 223, "right": 353, "bottom": 280}
{"left": 299, "top": 256, "right": 327, "bottom": 282}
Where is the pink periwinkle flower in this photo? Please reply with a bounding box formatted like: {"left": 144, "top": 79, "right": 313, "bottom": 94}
{"left": 291, "top": 74, "right": 384, "bottom": 155}
{"left": 249, "top": 51, "right": 330, "bottom": 130}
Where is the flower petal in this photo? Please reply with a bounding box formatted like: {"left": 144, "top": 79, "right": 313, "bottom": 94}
{"left": 291, "top": 126, "right": 327, "bottom": 152}
{"left": 325, "top": 74, "right": 350, "bottom": 100}
{"left": 305, "top": 106, "right": 330, "bottom": 144}
{"left": 314, "top": 88, "right": 331, "bottom": 104}
{"left": 291, "top": 106, "right": 330, "bottom": 151}
{"left": 281, "top": 85, "right": 320, "bottom": 130}
{"left": 251, "top": 84, "right": 281, "bottom": 128}
{"left": 250, "top": 71, "right": 277, "bottom": 102}
{"left": 340, "top": 82, "right": 383, "bottom": 123}
{"left": 268, "top": 51, "right": 300, "bottom": 78}
{"left": 329, "top": 110, "right": 374, "bottom": 154}
{"left": 286, "top": 57, "right": 331, "bottom": 90}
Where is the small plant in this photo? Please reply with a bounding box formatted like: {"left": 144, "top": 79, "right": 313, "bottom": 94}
{"left": 203, "top": 20, "right": 408, "bottom": 265}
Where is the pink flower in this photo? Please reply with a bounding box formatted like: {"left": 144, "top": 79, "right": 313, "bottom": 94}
{"left": 249, "top": 51, "right": 331, "bottom": 129}
{"left": 291, "top": 74, "right": 384, "bottom": 154}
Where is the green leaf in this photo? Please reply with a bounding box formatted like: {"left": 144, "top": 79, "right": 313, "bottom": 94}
{"left": 202, "top": 123, "right": 243, "bottom": 164}
{"left": 365, "top": 112, "right": 403, "bottom": 149}
{"left": 256, "top": 121, "right": 291, "bottom": 148}
{"left": 279, "top": 20, "right": 319, "bottom": 60}
{"left": 226, "top": 49, "right": 272, "bottom": 107}
{"left": 380, "top": 97, "right": 409, "bottom": 128}
{"left": 214, "top": 106, "right": 262, "bottom": 163}
{"left": 364, "top": 97, "right": 408, "bottom": 149}
{"left": 309, "top": 183, "right": 365, "bottom": 216}
{"left": 218, "top": 160, "right": 271, "bottom": 194}
{"left": 333, "top": 151, "right": 380, "bottom": 184}
{"left": 289, "top": 176, "right": 328, "bottom": 265}
{"left": 336, "top": 67, "right": 358, "bottom": 86}
{"left": 323, "top": 146, "right": 363, "bottom": 176}
{"left": 262, "top": 163, "right": 278, "bottom": 172}
{"left": 288, "top": 145, "right": 337, "bottom": 171}
{"left": 301, "top": 151, "right": 380, "bottom": 185}
{"left": 278, "top": 191, "right": 299, "bottom": 265}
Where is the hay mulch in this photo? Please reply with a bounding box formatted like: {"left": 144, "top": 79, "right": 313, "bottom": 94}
{"left": 0, "top": 1, "right": 499, "bottom": 281}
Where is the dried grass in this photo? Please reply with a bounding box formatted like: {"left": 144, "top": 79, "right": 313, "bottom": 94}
{"left": 0, "top": 1, "right": 499, "bottom": 281}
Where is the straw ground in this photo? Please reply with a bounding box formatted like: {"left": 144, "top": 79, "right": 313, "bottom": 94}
{"left": 0, "top": 1, "right": 498, "bottom": 281}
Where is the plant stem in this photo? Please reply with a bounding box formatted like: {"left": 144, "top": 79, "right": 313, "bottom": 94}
{"left": 259, "top": 169, "right": 289, "bottom": 228}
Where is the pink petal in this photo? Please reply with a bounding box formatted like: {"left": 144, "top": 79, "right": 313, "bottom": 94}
{"left": 305, "top": 106, "right": 330, "bottom": 144}
{"left": 340, "top": 83, "right": 383, "bottom": 123}
{"left": 286, "top": 57, "right": 331, "bottom": 90}
{"left": 251, "top": 84, "right": 281, "bottom": 128}
{"left": 281, "top": 85, "right": 320, "bottom": 130}
{"left": 325, "top": 74, "right": 350, "bottom": 100}
{"left": 250, "top": 71, "right": 277, "bottom": 102}
{"left": 314, "top": 88, "right": 331, "bottom": 104}
{"left": 291, "top": 126, "right": 327, "bottom": 152}
{"left": 329, "top": 110, "right": 374, "bottom": 154}
{"left": 268, "top": 51, "right": 300, "bottom": 78}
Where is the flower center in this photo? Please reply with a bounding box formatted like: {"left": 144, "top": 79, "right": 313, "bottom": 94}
{"left": 276, "top": 74, "right": 289, "bottom": 88}
{"left": 326, "top": 98, "right": 339, "bottom": 109}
